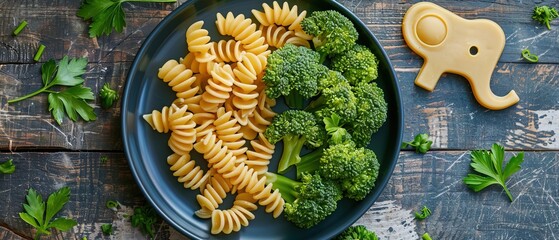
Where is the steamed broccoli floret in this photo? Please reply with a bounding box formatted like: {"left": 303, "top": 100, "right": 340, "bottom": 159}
{"left": 331, "top": 44, "right": 379, "bottom": 86}
{"left": 296, "top": 140, "right": 380, "bottom": 201}
{"left": 348, "top": 82, "right": 387, "bottom": 147}
{"left": 341, "top": 148, "right": 380, "bottom": 201}
{"left": 263, "top": 44, "right": 327, "bottom": 109}
{"left": 265, "top": 172, "right": 342, "bottom": 229}
{"left": 264, "top": 110, "right": 326, "bottom": 173}
{"left": 306, "top": 72, "right": 357, "bottom": 123}
{"left": 301, "top": 10, "right": 358, "bottom": 60}
{"left": 336, "top": 225, "right": 379, "bottom": 240}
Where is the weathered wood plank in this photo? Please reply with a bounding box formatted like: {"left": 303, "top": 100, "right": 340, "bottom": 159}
{"left": 0, "top": 63, "right": 126, "bottom": 151}
{"left": 0, "top": 0, "right": 558, "bottom": 64}
{"left": 359, "top": 151, "right": 559, "bottom": 240}
{"left": 0, "top": 152, "right": 157, "bottom": 239}
{"left": 1, "top": 151, "right": 557, "bottom": 239}
{"left": 2, "top": 61, "right": 559, "bottom": 151}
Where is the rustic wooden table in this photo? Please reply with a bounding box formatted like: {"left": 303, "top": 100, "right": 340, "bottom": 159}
{"left": 1, "top": 0, "right": 558, "bottom": 239}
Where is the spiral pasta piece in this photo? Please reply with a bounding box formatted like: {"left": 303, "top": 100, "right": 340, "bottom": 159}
{"left": 168, "top": 113, "right": 197, "bottom": 155}
{"left": 210, "top": 193, "right": 258, "bottom": 234}
{"left": 211, "top": 40, "right": 246, "bottom": 63}
{"left": 260, "top": 25, "right": 310, "bottom": 48}
{"left": 195, "top": 173, "right": 233, "bottom": 217}
{"left": 246, "top": 133, "right": 275, "bottom": 175}
{"left": 158, "top": 59, "right": 200, "bottom": 99}
{"left": 251, "top": 1, "right": 306, "bottom": 30}
{"left": 143, "top": 104, "right": 190, "bottom": 133}
{"left": 214, "top": 108, "right": 247, "bottom": 156}
{"left": 186, "top": 21, "right": 215, "bottom": 63}
{"left": 233, "top": 52, "right": 267, "bottom": 84}
{"left": 167, "top": 153, "right": 212, "bottom": 191}
{"left": 200, "top": 64, "right": 235, "bottom": 112}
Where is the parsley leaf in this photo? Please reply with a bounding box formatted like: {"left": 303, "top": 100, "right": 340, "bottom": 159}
{"left": 324, "top": 113, "right": 350, "bottom": 144}
{"left": 414, "top": 205, "right": 432, "bottom": 220}
{"left": 9, "top": 56, "right": 96, "bottom": 125}
{"left": 77, "top": 0, "right": 177, "bottom": 38}
{"left": 101, "top": 223, "right": 114, "bottom": 235}
{"left": 463, "top": 143, "right": 524, "bottom": 202}
{"left": 18, "top": 187, "right": 77, "bottom": 239}
{"left": 401, "top": 133, "right": 432, "bottom": 153}
{"left": 0, "top": 159, "right": 15, "bottom": 174}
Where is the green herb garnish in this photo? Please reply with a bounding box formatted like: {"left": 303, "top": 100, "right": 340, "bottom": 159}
{"left": 401, "top": 133, "right": 432, "bottom": 153}
{"left": 324, "top": 113, "right": 349, "bottom": 144}
{"left": 99, "top": 83, "right": 118, "bottom": 109}
{"left": 463, "top": 143, "right": 524, "bottom": 202}
{"left": 77, "top": 0, "right": 177, "bottom": 38}
{"left": 0, "top": 159, "right": 15, "bottom": 174}
{"left": 532, "top": 5, "right": 558, "bottom": 30}
{"left": 131, "top": 206, "right": 159, "bottom": 238}
{"left": 106, "top": 200, "right": 119, "bottom": 211}
{"left": 422, "top": 233, "right": 433, "bottom": 240}
{"left": 34, "top": 44, "right": 46, "bottom": 62}
{"left": 8, "top": 56, "right": 96, "bottom": 125}
{"left": 414, "top": 205, "right": 432, "bottom": 220}
{"left": 101, "top": 223, "right": 113, "bottom": 235}
{"left": 0, "top": 159, "right": 16, "bottom": 174}
{"left": 13, "top": 20, "right": 28, "bottom": 36}
{"left": 521, "top": 49, "right": 539, "bottom": 63}
{"left": 18, "top": 187, "right": 77, "bottom": 239}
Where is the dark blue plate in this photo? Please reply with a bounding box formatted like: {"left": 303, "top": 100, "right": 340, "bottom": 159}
{"left": 122, "top": 0, "right": 403, "bottom": 239}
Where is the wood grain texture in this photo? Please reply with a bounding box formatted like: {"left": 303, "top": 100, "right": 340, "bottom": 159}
{"left": 1, "top": 0, "right": 558, "bottom": 64}
{"left": 2, "top": 151, "right": 557, "bottom": 239}
{"left": 1, "top": 0, "right": 559, "bottom": 239}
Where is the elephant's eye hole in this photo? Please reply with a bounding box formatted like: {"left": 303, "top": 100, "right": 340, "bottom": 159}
{"left": 469, "top": 46, "right": 478, "bottom": 55}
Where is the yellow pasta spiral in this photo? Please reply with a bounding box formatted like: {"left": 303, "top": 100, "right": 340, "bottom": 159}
{"left": 200, "top": 64, "right": 235, "bottom": 112}
{"left": 246, "top": 133, "right": 275, "bottom": 175}
{"left": 142, "top": 104, "right": 191, "bottom": 133}
{"left": 210, "top": 193, "right": 258, "bottom": 234}
{"left": 251, "top": 1, "right": 306, "bottom": 30}
{"left": 214, "top": 108, "right": 247, "bottom": 156}
{"left": 195, "top": 173, "right": 233, "bottom": 216}
{"left": 210, "top": 40, "right": 246, "bottom": 63}
{"left": 167, "top": 153, "right": 213, "bottom": 191}
{"left": 260, "top": 25, "right": 310, "bottom": 48}
{"left": 186, "top": 21, "right": 215, "bottom": 63}
{"left": 158, "top": 59, "right": 200, "bottom": 99}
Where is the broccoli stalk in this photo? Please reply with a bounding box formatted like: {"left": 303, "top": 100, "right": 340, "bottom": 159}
{"left": 265, "top": 172, "right": 342, "bottom": 228}
{"left": 301, "top": 10, "right": 359, "bottom": 60}
{"left": 265, "top": 110, "right": 325, "bottom": 173}
{"left": 263, "top": 44, "right": 327, "bottom": 109}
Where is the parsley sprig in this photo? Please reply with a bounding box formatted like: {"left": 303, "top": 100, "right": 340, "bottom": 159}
{"left": 0, "top": 159, "right": 16, "bottom": 174}
{"left": 324, "top": 113, "right": 350, "bottom": 144}
{"left": 401, "top": 133, "right": 432, "bottom": 153}
{"left": 8, "top": 56, "right": 96, "bottom": 125}
{"left": 131, "top": 206, "right": 159, "bottom": 238}
{"left": 78, "top": 0, "right": 177, "bottom": 38}
{"left": 414, "top": 205, "right": 432, "bottom": 220}
{"left": 463, "top": 143, "right": 524, "bottom": 202}
{"left": 19, "top": 187, "right": 77, "bottom": 239}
